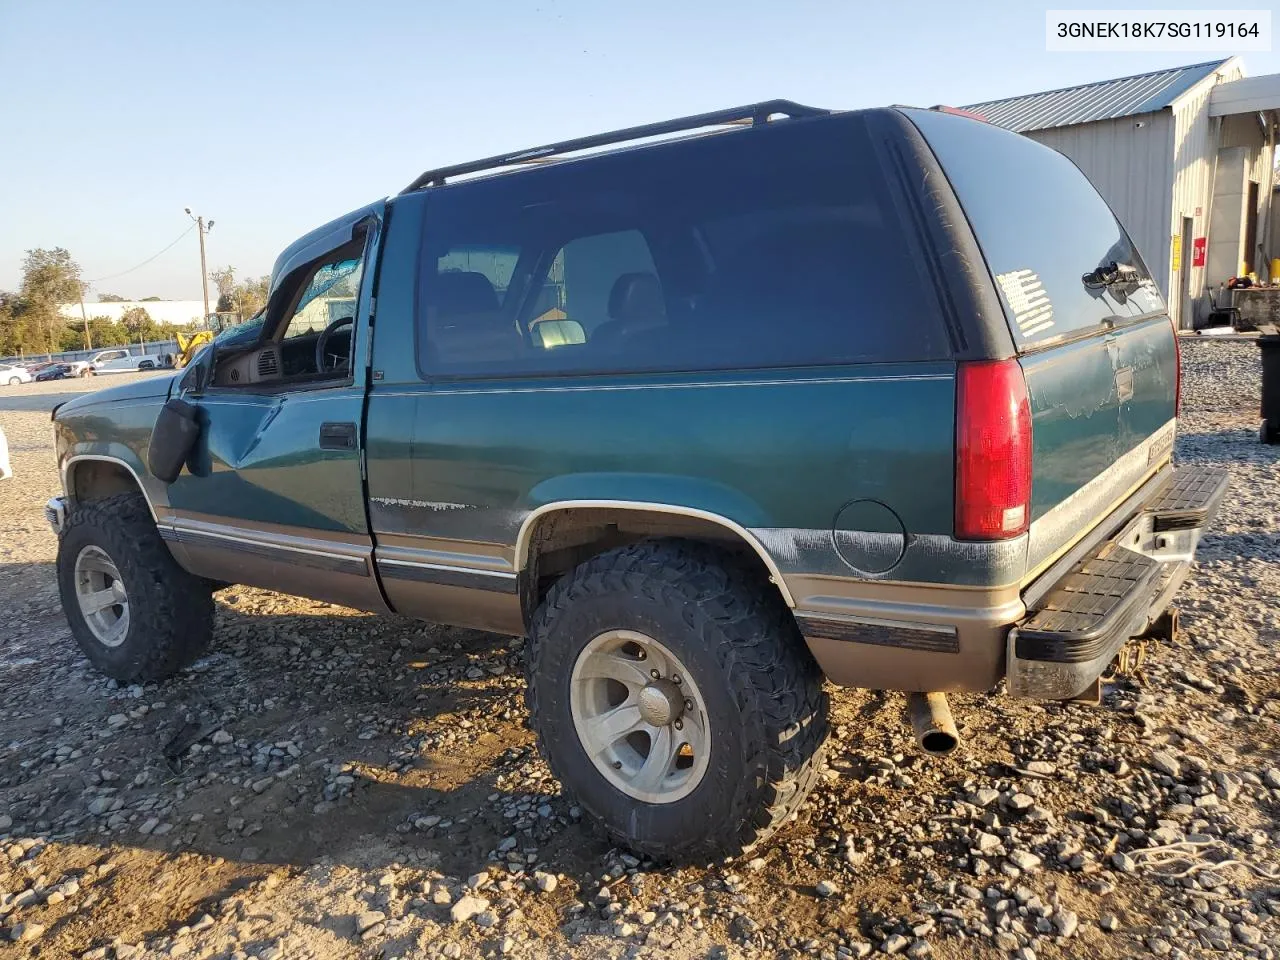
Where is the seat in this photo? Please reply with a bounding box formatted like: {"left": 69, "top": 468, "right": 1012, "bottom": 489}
{"left": 592, "top": 272, "right": 668, "bottom": 349}
{"left": 426, "top": 271, "right": 521, "bottom": 363}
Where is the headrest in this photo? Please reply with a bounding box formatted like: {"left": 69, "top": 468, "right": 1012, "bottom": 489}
{"left": 428, "top": 271, "right": 500, "bottom": 315}
{"left": 607, "top": 272, "right": 665, "bottom": 321}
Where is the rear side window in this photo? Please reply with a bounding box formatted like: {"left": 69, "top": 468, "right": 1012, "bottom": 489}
{"left": 905, "top": 109, "right": 1165, "bottom": 350}
{"left": 417, "top": 114, "right": 949, "bottom": 377}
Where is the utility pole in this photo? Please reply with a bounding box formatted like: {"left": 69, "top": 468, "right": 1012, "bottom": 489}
{"left": 185, "top": 208, "right": 215, "bottom": 328}
{"left": 77, "top": 282, "right": 93, "bottom": 351}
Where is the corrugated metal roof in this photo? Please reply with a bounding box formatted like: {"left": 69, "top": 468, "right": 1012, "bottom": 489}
{"left": 963, "top": 59, "right": 1229, "bottom": 133}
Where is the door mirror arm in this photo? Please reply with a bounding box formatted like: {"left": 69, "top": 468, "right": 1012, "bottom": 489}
{"left": 180, "top": 348, "right": 213, "bottom": 397}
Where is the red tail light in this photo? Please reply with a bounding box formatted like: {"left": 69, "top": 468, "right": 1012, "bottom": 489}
{"left": 955, "top": 359, "right": 1032, "bottom": 541}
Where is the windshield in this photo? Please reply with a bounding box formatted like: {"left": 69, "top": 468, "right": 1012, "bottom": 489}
{"left": 213, "top": 310, "right": 266, "bottom": 347}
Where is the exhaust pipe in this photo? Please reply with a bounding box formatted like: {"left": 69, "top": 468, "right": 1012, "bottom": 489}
{"left": 907, "top": 692, "right": 960, "bottom": 757}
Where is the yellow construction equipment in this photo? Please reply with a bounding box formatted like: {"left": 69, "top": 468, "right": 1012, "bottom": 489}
{"left": 174, "top": 330, "right": 214, "bottom": 368}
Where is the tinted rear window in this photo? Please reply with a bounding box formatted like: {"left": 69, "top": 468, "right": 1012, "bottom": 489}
{"left": 417, "top": 113, "right": 950, "bottom": 377}
{"left": 905, "top": 109, "right": 1165, "bottom": 350}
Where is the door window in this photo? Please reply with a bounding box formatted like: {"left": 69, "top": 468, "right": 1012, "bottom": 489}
{"left": 210, "top": 246, "right": 365, "bottom": 386}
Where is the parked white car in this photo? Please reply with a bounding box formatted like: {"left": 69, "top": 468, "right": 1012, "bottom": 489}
{"left": 87, "top": 350, "right": 160, "bottom": 374}
{"left": 0, "top": 363, "right": 33, "bottom": 385}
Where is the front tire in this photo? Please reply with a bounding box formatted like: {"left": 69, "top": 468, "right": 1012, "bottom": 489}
{"left": 56, "top": 493, "right": 215, "bottom": 682}
{"left": 526, "top": 539, "right": 829, "bottom": 861}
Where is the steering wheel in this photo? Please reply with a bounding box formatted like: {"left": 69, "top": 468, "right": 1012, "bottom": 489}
{"left": 315, "top": 316, "right": 354, "bottom": 373}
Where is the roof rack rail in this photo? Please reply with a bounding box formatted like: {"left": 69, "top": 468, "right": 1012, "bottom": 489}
{"left": 400, "top": 99, "right": 829, "bottom": 194}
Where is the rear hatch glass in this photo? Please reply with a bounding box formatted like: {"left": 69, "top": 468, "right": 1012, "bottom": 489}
{"left": 903, "top": 108, "right": 1166, "bottom": 347}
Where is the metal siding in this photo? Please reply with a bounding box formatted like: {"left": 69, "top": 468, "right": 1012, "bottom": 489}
{"left": 1026, "top": 111, "right": 1174, "bottom": 308}
{"left": 1170, "top": 67, "right": 1232, "bottom": 327}
{"left": 966, "top": 60, "right": 1230, "bottom": 133}
{"left": 1222, "top": 112, "right": 1278, "bottom": 277}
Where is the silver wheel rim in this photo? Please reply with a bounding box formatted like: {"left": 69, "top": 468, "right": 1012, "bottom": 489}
{"left": 74, "top": 545, "right": 130, "bottom": 648}
{"left": 570, "top": 629, "right": 711, "bottom": 804}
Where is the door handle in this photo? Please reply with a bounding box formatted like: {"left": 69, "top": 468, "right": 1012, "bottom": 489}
{"left": 319, "top": 422, "right": 357, "bottom": 450}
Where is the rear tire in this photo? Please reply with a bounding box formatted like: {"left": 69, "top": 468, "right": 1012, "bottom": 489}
{"left": 526, "top": 538, "right": 829, "bottom": 861}
{"left": 56, "top": 493, "right": 215, "bottom": 682}
{"left": 7, "top": 377, "right": 18, "bottom": 386}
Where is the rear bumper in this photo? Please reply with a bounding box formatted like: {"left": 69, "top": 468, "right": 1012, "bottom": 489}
{"left": 796, "top": 464, "right": 1228, "bottom": 698}
{"left": 1006, "top": 464, "right": 1229, "bottom": 699}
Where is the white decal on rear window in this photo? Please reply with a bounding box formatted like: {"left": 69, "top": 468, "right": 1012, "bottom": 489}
{"left": 995, "top": 269, "right": 1055, "bottom": 337}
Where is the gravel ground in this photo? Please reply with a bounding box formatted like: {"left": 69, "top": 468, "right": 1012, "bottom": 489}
{"left": 1, "top": 343, "right": 1278, "bottom": 960}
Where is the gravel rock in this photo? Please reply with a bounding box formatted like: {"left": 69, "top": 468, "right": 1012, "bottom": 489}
{"left": 533, "top": 871, "right": 558, "bottom": 893}
{"left": 9, "top": 921, "right": 46, "bottom": 942}
{"left": 1055, "top": 910, "right": 1079, "bottom": 938}
{"left": 1112, "top": 852, "right": 1137, "bottom": 873}
{"left": 880, "top": 934, "right": 909, "bottom": 954}
{"left": 1007, "top": 850, "right": 1041, "bottom": 871}
{"left": 449, "top": 895, "right": 490, "bottom": 924}
{"left": 1150, "top": 751, "right": 1182, "bottom": 778}
{"left": 1233, "top": 922, "right": 1262, "bottom": 946}
{"left": 976, "top": 832, "right": 1002, "bottom": 854}
{"left": 355, "top": 910, "right": 385, "bottom": 935}
{"left": 814, "top": 879, "right": 839, "bottom": 897}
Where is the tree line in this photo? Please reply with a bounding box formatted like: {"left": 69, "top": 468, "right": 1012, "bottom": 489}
{"left": 0, "top": 248, "right": 270, "bottom": 358}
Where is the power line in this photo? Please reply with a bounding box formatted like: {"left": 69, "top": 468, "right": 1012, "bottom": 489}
{"left": 87, "top": 224, "right": 197, "bottom": 284}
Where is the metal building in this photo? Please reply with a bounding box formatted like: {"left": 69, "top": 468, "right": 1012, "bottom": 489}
{"left": 965, "top": 58, "right": 1280, "bottom": 329}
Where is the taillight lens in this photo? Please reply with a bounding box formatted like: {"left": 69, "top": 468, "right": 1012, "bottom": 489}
{"left": 955, "top": 359, "right": 1032, "bottom": 541}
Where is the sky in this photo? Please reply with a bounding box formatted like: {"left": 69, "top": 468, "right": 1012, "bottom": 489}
{"left": 1, "top": 0, "right": 1277, "bottom": 302}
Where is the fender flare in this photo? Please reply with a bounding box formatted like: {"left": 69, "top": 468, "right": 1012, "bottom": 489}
{"left": 514, "top": 499, "right": 795, "bottom": 607}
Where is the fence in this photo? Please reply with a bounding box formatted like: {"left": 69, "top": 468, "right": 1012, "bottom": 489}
{"left": 1, "top": 339, "right": 180, "bottom": 367}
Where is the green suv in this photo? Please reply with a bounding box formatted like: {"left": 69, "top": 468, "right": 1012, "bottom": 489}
{"left": 46, "top": 101, "right": 1227, "bottom": 861}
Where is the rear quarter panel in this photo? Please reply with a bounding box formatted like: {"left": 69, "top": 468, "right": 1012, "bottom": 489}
{"left": 364, "top": 363, "right": 986, "bottom": 600}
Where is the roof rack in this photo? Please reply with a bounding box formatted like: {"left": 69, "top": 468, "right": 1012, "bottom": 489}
{"left": 400, "top": 99, "right": 829, "bottom": 194}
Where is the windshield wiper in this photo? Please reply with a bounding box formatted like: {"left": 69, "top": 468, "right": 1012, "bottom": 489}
{"left": 1082, "top": 261, "right": 1140, "bottom": 289}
